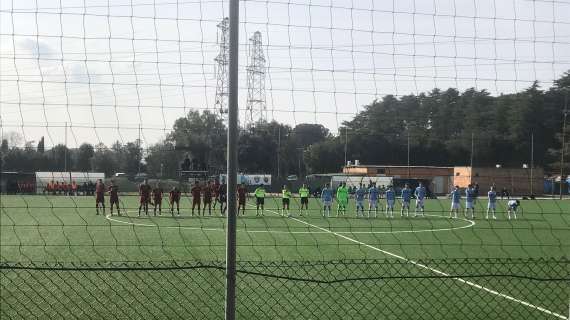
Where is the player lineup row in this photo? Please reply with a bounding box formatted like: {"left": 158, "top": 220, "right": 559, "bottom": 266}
{"left": 89, "top": 179, "right": 521, "bottom": 220}
{"left": 92, "top": 179, "right": 308, "bottom": 217}
{"left": 253, "top": 182, "right": 519, "bottom": 220}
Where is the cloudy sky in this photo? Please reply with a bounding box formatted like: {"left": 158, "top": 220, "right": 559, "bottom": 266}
{"left": 1, "top": 0, "right": 569, "bottom": 149}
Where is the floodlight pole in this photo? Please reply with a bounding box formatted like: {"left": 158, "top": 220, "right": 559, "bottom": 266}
{"left": 344, "top": 127, "right": 348, "bottom": 166}
{"left": 64, "top": 122, "right": 68, "bottom": 173}
{"left": 277, "top": 126, "right": 281, "bottom": 178}
{"left": 138, "top": 124, "right": 142, "bottom": 174}
{"left": 225, "top": 0, "right": 239, "bottom": 318}
{"left": 297, "top": 147, "right": 304, "bottom": 177}
{"left": 530, "top": 132, "right": 534, "bottom": 195}
{"left": 560, "top": 91, "right": 568, "bottom": 200}
{"left": 407, "top": 129, "right": 410, "bottom": 178}
{"left": 470, "top": 131, "right": 474, "bottom": 169}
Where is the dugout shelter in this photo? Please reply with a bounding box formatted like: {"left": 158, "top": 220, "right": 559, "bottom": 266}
{"left": 1, "top": 171, "right": 35, "bottom": 194}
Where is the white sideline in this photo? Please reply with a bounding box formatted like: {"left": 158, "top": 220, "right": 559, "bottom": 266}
{"left": 264, "top": 209, "right": 567, "bottom": 319}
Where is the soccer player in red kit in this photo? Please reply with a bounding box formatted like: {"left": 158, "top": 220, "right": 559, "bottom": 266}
{"left": 138, "top": 179, "right": 151, "bottom": 216}
{"left": 152, "top": 183, "right": 163, "bottom": 216}
{"left": 191, "top": 181, "right": 202, "bottom": 216}
{"left": 219, "top": 183, "right": 227, "bottom": 215}
{"left": 95, "top": 179, "right": 106, "bottom": 215}
{"left": 203, "top": 181, "right": 213, "bottom": 216}
{"left": 169, "top": 186, "right": 181, "bottom": 215}
{"left": 108, "top": 180, "right": 120, "bottom": 216}
{"left": 212, "top": 179, "right": 221, "bottom": 209}
{"left": 237, "top": 183, "right": 248, "bottom": 216}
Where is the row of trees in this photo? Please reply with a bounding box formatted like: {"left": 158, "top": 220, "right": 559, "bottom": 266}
{"left": 0, "top": 114, "right": 329, "bottom": 178}
{"left": 310, "top": 80, "right": 568, "bottom": 173}
{"left": 1, "top": 73, "right": 569, "bottom": 177}
{"left": 0, "top": 138, "right": 144, "bottom": 178}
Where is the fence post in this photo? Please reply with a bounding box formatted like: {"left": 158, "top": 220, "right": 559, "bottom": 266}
{"left": 225, "top": 0, "right": 239, "bottom": 318}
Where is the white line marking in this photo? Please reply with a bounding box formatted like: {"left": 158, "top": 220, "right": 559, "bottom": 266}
{"left": 105, "top": 214, "right": 225, "bottom": 233}
{"left": 262, "top": 208, "right": 567, "bottom": 319}
{"left": 105, "top": 211, "right": 475, "bottom": 235}
{"left": 104, "top": 208, "right": 566, "bottom": 319}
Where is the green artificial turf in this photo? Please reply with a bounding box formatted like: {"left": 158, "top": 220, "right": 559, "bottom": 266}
{"left": 1, "top": 194, "right": 568, "bottom": 319}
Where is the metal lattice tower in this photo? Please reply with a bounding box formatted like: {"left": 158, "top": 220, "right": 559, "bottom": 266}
{"left": 245, "top": 31, "right": 267, "bottom": 126}
{"left": 214, "top": 17, "right": 229, "bottom": 117}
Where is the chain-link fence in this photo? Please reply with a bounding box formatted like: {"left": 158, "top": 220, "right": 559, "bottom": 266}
{"left": 2, "top": 258, "right": 568, "bottom": 319}
{"left": 2, "top": 0, "right": 570, "bottom": 318}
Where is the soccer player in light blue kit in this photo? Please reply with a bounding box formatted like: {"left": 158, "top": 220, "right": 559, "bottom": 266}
{"left": 486, "top": 186, "right": 497, "bottom": 220}
{"left": 465, "top": 184, "right": 476, "bottom": 219}
{"left": 385, "top": 185, "right": 396, "bottom": 218}
{"left": 414, "top": 182, "right": 426, "bottom": 217}
{"left": 449, "top": 185, "right": 461, "bottom": 218}
{"left": 401, "top": 183, "right": 412, "bottom": 217}
{"left": 354, "top": 183, "right": 367, "bottom": 217}
{"left": 507, "top": 199, "right": 520, "bottom": 220}
{"left": 367, "top": 183, "right": 380, "bottom": 218}
{"left": 321, "top": 183, "right": 333, "bottom": 217}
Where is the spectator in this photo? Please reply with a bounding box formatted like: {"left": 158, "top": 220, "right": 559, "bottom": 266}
{"left": 49, "top": 180, "right": 55, "bottom": 195}
{"left": 88, "top": 181, "right": 96, "bottom": 196}
{"left": 181, "top": 154, "right": 191, "bottom": 171}
{"left": 312, "top": 186, "right": 321, "bottom": 198}
{"left": 71, "top": 181, "right": 78, "bottom": 196}
{"left": 501, "top": 187, "right": 510, "bottom": 200}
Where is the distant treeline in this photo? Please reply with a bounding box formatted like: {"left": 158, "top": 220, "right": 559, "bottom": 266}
{"left": 2, "top": 72, "right": 569, "bottom": 177}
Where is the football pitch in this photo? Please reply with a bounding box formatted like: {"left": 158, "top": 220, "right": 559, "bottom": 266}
{"left": 1, "top": 194, "right": 569, "bottom": 319}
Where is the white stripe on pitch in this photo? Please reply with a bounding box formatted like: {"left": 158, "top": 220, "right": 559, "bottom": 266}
{"left": 264, "top": 209, "right": 567, "bottom": 320}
